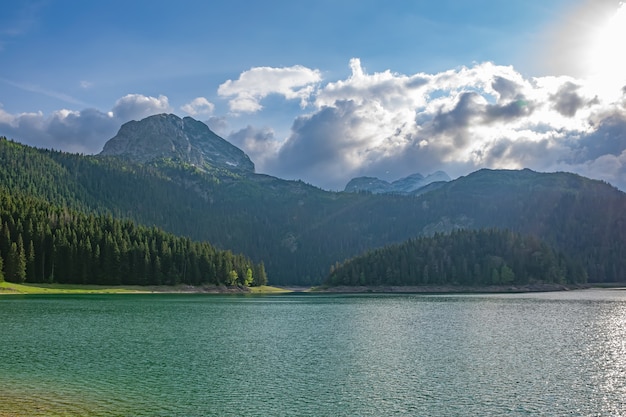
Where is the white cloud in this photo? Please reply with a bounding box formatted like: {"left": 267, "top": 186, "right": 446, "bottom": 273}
{"left": 181, "top": 97, "right": 215, "bottom": 117}
{"left": 258, "top": 59, "right": 626, "bottom": 190}
{"left": 217, "top": 65, "right": 322, "bottom": 113}
{"left": 111, "top": 94, "right": 171, "bottom": 121}
{"left": 0, "top": 94, "right": 173, "bottom": 154}
{"left": 3, "top": 60, "right": 626, "bottom": 192}
{"left": 227, "top": 126, "right": 279, "bottom": 170}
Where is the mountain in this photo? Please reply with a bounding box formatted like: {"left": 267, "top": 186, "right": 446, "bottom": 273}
{"left": 2, "top": 119, "right": 626, "bottom": 286}
{"left": 100, "top": 113, "right": 255, "bottom": 173}
{"left": 343, "top": 176, "right": 392, "bottom": 194}
{"left": 344, "top": 171, "right": 450, "bottom": 194}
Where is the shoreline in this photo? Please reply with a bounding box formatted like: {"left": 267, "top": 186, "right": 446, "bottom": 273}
{"left": 0, "top": 282, "right": 291, "bottom": 295}
{"left": 3, "top": 281, "right": 624, "bottom": 295}
{"left": 312, "top": 283, "right": 596, "bottom": 294}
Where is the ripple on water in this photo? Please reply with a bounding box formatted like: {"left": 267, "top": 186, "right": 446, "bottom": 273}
{"left": 1, "top": 292, "right": 626, "bottom": 416}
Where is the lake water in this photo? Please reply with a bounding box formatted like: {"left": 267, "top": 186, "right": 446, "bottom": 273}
{"left": 2, "top": 289, "right": 626, "bottom": 416}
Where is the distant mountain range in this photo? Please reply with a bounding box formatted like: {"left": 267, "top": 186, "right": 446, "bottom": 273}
{"left": 344, "top": 171, "right": 451, "bottom": 195}
{"left": 1, "top": 114, "right": 625, "bottom": 285}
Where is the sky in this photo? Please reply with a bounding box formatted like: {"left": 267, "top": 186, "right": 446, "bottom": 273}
{"left": 1, "top": 0, "right": 626, "bottom": 191}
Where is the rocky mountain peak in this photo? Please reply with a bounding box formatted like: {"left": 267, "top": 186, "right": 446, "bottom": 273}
{"left": 100, "top": 113, "right": 255, "bottom": 173}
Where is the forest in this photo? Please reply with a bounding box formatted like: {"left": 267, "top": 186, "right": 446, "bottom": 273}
{"left": 1, "top": 136, "right": 625, "bottom": 285}
{"left": 0, "top": 185, "right": 267, "bottom": 287}
{"left": 326, "top": 229, "right": 588, "bottom": 287}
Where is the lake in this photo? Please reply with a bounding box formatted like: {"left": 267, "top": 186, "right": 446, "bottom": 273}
{"left": 2, "top": 289, "right": 626, "bottom": 416}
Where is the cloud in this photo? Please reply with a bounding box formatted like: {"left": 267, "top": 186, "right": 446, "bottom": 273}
{"left": 491, "top": 76, "right": 523, "bottom": 101}
{"left": 205, "top": 116, "right": 229, "bottom": 135}
{"left": 111, "top": 94, "right": 171, "bottom": 120}
{"left": 227, "top": 126, "right": 279, "bottom": 169}
{"left": 550, "top": 82, "right": 586, "bottom": 117}
{"left": 253, "top": 59, "right": 626, "bottom": 190}
{"left": 0, "top": 94, "right": 172, "bottom": 154}
{"left": 0, "top": 107, "right": 116, "bottom": 154}
{"left": 3, "top": 59, "right": 626, "bottom": 192}
{"left": 217, "top": 65, "right": 322, "bottom": 113}
{"left": 181, "top": 97, "right": 215, "bottom": 117}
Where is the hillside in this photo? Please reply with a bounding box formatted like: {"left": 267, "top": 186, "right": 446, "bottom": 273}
{"left": 326, "top": 228, "right": 588, "bottom": 287}
{"left": 1, "top": 120, "right": 626, "bottom": 285}
{"left": 0, "top": 185, "right": 267, "bottom": 287}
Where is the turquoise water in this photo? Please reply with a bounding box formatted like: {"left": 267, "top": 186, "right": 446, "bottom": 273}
{"left": 2, "top": 290, "right": 626, "bottom": 416}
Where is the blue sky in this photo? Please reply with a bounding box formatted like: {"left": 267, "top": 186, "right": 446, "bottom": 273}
{"left": 2, "top": 0, "right": 626, "bottom": 190}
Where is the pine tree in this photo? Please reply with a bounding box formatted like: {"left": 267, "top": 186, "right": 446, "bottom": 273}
{"left": 253, "top": 262, "right": 268, "bottom": 286}
{"left": 26, "top": 240, "right": 36, "bottom": 282}
{"left": 0, "top": 253, "right": 5, "bottom": 282}
{"left": 6, "top": 240, "right": 26, "bottom": 283}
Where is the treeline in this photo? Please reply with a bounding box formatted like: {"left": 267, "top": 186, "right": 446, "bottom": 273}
{"left": 326, "top": 228, "right": 588, "bottom": 287}
{"left": 0, "top": 186, "right": 267, "bottom": 287}
{"left": 2, "top": 137, "right": 626, "bottom": 285}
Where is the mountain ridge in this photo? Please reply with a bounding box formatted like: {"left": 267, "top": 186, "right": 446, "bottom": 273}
{"left": 100, "top": 113, "right": 255, "bottom": 173}
{"left": 344, "top": 171, "right": 451, "bottom": 194}
{"left": 2, "top": 117, "right": 626, "bottom": 285}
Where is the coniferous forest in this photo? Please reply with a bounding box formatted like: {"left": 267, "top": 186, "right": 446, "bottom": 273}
{"left": 0, "top": 185, "right": 267, "bottom": 287}
{"left": 1, "top": 135, "right": 626, "bottom": 286}
{"left": 326, "top": 229, "right": 588, "bottom": 287}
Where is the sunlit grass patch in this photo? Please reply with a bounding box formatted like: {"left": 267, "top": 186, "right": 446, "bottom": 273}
{"left": 0, "top": 282, "right": 148, "bottom": 294}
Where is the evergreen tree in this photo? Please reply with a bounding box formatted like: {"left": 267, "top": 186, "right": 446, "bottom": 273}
{"left": 326, "top": 229, "right": 587, "bottom": 287}
{"left": 25, "top": 240, "right": 36, "bottom": 282}
{"left": 5, "top": 240, "right": 26, "bottom": 283}
{"left": 253, "top": 262, "right": 268, "bottom": 286}
{"left": 0, "top": 252, "right": 5, "bottom": 282}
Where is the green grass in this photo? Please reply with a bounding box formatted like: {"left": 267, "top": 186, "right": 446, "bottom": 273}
{"left": 0, "top": 281, "right": 301, "bottom": 295}
{"left": 0, "top": 281, "right": 152, "bottom": 294}
{"left": 248, "top": 285, "right": 296, "bottom": 294}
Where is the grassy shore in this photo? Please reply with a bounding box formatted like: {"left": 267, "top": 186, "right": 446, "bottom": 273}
{"left": 0, "top": 281, "right": 293, "bottom": 295}
{"left": 3, "top": 281, "right": 614, "bottom": 295}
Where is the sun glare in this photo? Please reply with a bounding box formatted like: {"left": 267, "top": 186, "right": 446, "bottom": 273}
{"left": 586, "top": 3, "right": 626, "bottom": 99}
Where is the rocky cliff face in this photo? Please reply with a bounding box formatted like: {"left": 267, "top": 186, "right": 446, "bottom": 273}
{"left": 100, "top": 113, "right": 255, "bottom": 173}
{"left": 344, "top": 171, "right": 450, "bottom": 194}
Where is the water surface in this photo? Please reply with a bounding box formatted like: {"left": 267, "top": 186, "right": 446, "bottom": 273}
{"left": 2, "top": 289, "right": 626, "bottom": 416}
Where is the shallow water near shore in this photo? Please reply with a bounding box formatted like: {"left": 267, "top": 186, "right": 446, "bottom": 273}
{"left": 2, "top": 289, "right": 626, "bottom": 416}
